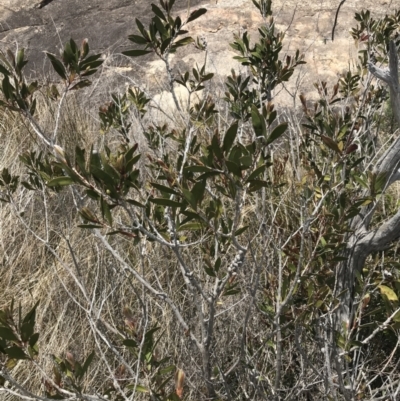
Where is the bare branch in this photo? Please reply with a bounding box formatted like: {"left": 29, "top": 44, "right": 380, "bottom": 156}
{"left": 331, "top": 0, "right": 347, "bottom": 41}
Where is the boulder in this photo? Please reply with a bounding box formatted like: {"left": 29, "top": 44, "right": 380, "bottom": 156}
{"left": 0, "top": 0, "right": 395, "bottom": 110}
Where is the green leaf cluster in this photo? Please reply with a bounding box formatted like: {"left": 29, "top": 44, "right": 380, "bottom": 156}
{"left": 0, "top": 301, "right": 40, "bottom": 366}
{"left": 45, "top": 38, "right": 103, "bottom": 90}
{"left": 123, "top": 1, "right": 207, "bottom": 59}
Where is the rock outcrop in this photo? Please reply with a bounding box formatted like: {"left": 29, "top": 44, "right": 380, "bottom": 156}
{"left": 0, "top": 0, "right": 395, "bottom": 108}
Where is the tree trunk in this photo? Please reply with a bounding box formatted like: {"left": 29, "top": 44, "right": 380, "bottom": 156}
{"left": 334, "top": 40, "right": 400, "bottom": 331}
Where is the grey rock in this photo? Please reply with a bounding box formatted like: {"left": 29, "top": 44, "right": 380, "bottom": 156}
{"left": 0, "top": 0, "right": 208, "bottom": 75}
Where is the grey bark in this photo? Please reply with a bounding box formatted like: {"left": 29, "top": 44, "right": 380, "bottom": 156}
{"left": 334, "top": 40, "right": 400, "bottom": 331}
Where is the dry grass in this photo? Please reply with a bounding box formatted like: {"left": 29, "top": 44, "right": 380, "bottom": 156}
{"left": 1, "top": 64, "right": 400, "bottom": 400}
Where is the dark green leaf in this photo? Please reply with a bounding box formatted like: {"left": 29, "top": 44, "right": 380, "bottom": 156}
{"left": 161, "top": 38, "right": 172, "bottom": 54}
{"left": 223, "top": 285, "right": 240, "bottom": 296}
{"left": 173, "top": 16, "right": 182, "bottom": 30}
{"left": 5, "top": 347, "right": 27, "bottom": 360}
{"left": 204, "top": 266, "right": 216, "bottom": 277}
{"left": 225, "top": 160, "right": 242, "bottom": 177}
{"left": 123, "top": 339, "right": 138, "bottom": 348}
{"left": 30, "top": 98, "right": 37, "bottom": 115}
{"left": 266, "top": 122, "right": 288, "bottom": 145}
{"left": 182, "top": 188, "right": 196, "bottom": 209}
{"left": 197, "top": 171, "right": 220, "bottom": 180}
{"left": 184, "top": 165, "right": 214, "bottom": 173}
{"left": 235, "top": 225, "right": 249, "bottom": 236}
{"left": 246, "top": 164, "right": 267, "bottom": 182}
{"left": 187, "top": 8, "right": 207, "bottom": 22}
{"left": 202, "top": 73, "right": 214, "bottom": 81}
{"left": 125, "top": 153, "right": 141, "bottom": 172}
{"left": 21, "top": 182, "right": 34, "bottom": 190}
{"left": 144, "top": 327, "right": 160, "bottom": 343}
{"left": 21, "top": 321, "right": 34, "bottom": 343}
{"left": 215, "top": 257, "right": 221, "bottom": 272}
{"left": 248, "top": 179, "right": 270, "bottom": 191}
{"left": 152, "top": 4, "right": 167, "bottom": 21}
{"left": 85, "top": 189, "right": 100, "bottom": 200}
{"left": 128, "top": 35, "right": 149, "bottom": 45}
{"left": 0, "top": 63, "right": 10, "bottom": 76}
{"left": 172, "top": 37, "right": 194, "bottom": 49}
{"left": 90, "top": 168, "right": 116, "bottom": 192}
{"left": 223, "top": 121, "right": 238, "bottom": 153}
{"left": 239, "top": 155, "right": 252, "bottom": 168}
{"left": 45, "top": 52, "right": 67, "bottom": 80}
{"left": 373, "top": 172, "right": 387, "bottom": 193}
{"left": 211, "top": 133, "right": 223, "bottom": 160}
{"left": 79, "top": 54, "right": 102, "bottom": 69}
{"left": 153, "top": 16, "right": 168, "bottom": 38}
{"left": 191, "top": 179, "right": 206, "bottom": 207}
{"left": 69, "top": 80, "right": 92, "bottom": 90}
{"left": 135, "top": 18, "right": 147, "bottom": 37}
{"left": 102, "top": 159, "right": 120, "bottom": 181}
{"left": 122, "top": 49, "right": 152, "bottom": 57}
{"left": 0, "top": 327, "right": 18, "bottom": 342}
{"left": 168, "top": 0, "right": 176, "bottom": 11}
{"left": 125, "top": 198, "right": 145, "bottom": 208}
{"left": 75, "top": 146, "right": 87, "bottom": 176}
{"left": 267, "top": 110, "right": 277, "bottom": 126}
{"left": 81, "top": 351, "right": 95, "bottom": 377}
{"left": 251, "top": 104, "right": 267, "bottom": 138}
{"left": 100, "top": 197, "right": 113, "bottom": 226}
{"left": 28, "top": 333, "right": 39, "bottom": 348}
{"left": 125, "top": 143, "right": 139, "bottom": 161}
{"left": 151, "top": 182, "right": 178, "bottom": 195}
{"left": 2, "top": 75, "right": 14, "bottom": 101}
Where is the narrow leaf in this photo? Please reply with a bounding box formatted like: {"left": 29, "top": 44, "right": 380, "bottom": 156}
{"left": 46, "top": 177, "right": 74, "bottom": 187}
{"left": 246, "top": 164, "right": 267, "bottom": 182}
{"left": 0, "top": 327, "right": 18, "bottom": 342}
{"left": 152, "top": 4, "right": 167, "bottom": 21}
{"left": 223, "top": 121, "right": 238, "bottom": 153}
{"left": 151, "top": 182, "right": 178, "bottom": 195}
{"left": 251, "top": 105, "right": 267, "bottom": 138}
{"left": 45, "top": 52, "right": 67, "bottom": 80}
{"left": 0, "top": 64, "right": 10, "bottom": 76}
{"left": 28, "top": 333, "right": 39, "bottom": 348}
{"left": 128, "top": 35, "right": 149, "bottom": 45}
{"left": 81, "top": 351, "right": 95, "bottom": 376}
{"left": 321, "top": 135, "right": 341, "bottom": 154}
{"left": 266, "top": 123, "right": 288, "bottom": 145}
{"left": 123, "top": 339, "right": 137, "bottom": 348}
{"left": 225, "top": 160, "right": 242, "bottom": 177}
{"left": 187, "top": 8, "right": 207, "bottom": 22}
{"left": 100, "top": 196, "right": 113, "bottom": 226}
{"left": 5, "top": 347, "right": 27, "bottom": 360}
{"left": 77, "top": 224, "right": 103, "bottom": 229}
{"left": 178, "top": 222, "right": 203, "bottom": 231}
{"left": 122, "top": 49, "right": 152, "bottom": 57}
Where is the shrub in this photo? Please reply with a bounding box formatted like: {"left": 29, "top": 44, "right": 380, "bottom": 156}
{"left": 0, "top": 1, "right": 399, "bottom": 400}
